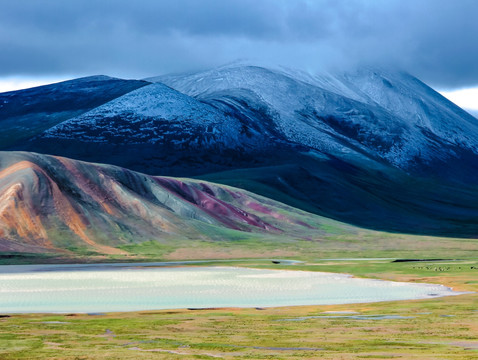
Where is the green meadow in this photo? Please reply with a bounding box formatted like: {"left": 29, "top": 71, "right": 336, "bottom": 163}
{"left": 1, "top": 252, "right": 477, "bottom": 359}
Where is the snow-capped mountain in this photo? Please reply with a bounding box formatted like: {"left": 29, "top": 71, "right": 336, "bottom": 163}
{"left": 152, "top": 65, "right": 478, "bottom": 171}
{"left": 41, "top": 82, "right": 250, "bottom": 149}
{"left": 24, "top": 70, "right": 294, "bottom": 175}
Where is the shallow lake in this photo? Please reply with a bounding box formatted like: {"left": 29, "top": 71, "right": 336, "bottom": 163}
{"left": 0, "top": 264, "right": 465, "bottom": 313}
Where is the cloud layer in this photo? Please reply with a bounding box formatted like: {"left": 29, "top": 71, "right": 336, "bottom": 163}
{"left": 2, "top": 0, "right": 478, "bottom": 88}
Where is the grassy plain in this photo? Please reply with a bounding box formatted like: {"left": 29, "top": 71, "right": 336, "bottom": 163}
{"left": 0, "top": 257, "right": 477, "bottom": 359}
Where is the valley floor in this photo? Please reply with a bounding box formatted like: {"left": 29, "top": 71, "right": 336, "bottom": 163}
{"left": 1, "top": 258, "right": 477, "bottom": 359}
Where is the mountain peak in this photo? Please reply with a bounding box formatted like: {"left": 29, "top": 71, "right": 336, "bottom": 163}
{"left": 72, "top": 75, "right": 119, "bottom": 82}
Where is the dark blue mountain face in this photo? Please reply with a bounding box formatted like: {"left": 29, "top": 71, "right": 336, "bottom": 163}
{"left": 0, "top": 76, "right": 149, "bottom": 149}
{"left": 4, "top": 65, "right": 478, "bottom": 236}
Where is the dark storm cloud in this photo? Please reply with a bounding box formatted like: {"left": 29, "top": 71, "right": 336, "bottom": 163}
{"left": 1, "top": 0, "right": 478, "bottom": 88}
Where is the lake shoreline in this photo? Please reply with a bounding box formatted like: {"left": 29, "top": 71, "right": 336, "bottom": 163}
{"left": 0, "top": 264, "right": 467, "bottom": 314}
{"left": 1, "top": 259, "right": 476, "bottom": 359}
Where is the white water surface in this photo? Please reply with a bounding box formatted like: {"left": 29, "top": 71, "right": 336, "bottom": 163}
{"left": 0, "top": 265, "right": 465, "bottom": 313}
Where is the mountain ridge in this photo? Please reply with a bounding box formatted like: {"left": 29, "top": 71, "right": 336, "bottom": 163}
{"left": 154, "top": 64, "right": 478, "bottom": 172}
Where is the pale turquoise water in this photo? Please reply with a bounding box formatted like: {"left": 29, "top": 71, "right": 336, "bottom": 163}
{"left": 0, "top": 264, "right": 465, "bottom": 313}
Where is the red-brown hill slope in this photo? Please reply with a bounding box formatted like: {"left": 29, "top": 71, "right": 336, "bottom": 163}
{"left": 0, "top": 151, "right": 332, "bottom": 255}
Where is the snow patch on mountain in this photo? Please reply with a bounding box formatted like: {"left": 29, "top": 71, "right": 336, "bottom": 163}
{"left": 153, "top": 65, "right": 478, "bottom": 168}
{"left": 35, "top": 64, "right": 478, "bottom": 171}
{"left": 153, "top": 66, "right": 414, "bottom": 164}
{"left": 40, "top": 83, "right": 244, "bottom": 147}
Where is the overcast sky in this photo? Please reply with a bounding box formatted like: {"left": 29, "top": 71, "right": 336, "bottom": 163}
{"left": 1, "top": 0, "right": 478, "bottom": 96}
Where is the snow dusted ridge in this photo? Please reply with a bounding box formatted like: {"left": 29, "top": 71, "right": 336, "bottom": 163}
{"left": 152, "top": 66, "right": 401, "bottom": 159}
{"left": 41, "top": 83, "right": 245, "bottom": 148}
{"left": 38, "top": 64, "right": 478, "bottom": 171}
{"left": 153, "top": 65, "right": 478, "bottom": 168}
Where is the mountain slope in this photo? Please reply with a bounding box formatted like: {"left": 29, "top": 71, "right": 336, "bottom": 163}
{"left": 0, "top": 76, "right": 149, "bottom": 149}
{"left": 0, "top": 151, "right": 337, "bottom": 255}
{"left": 153, "top": 65, "right": 478, "bottom": 178}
